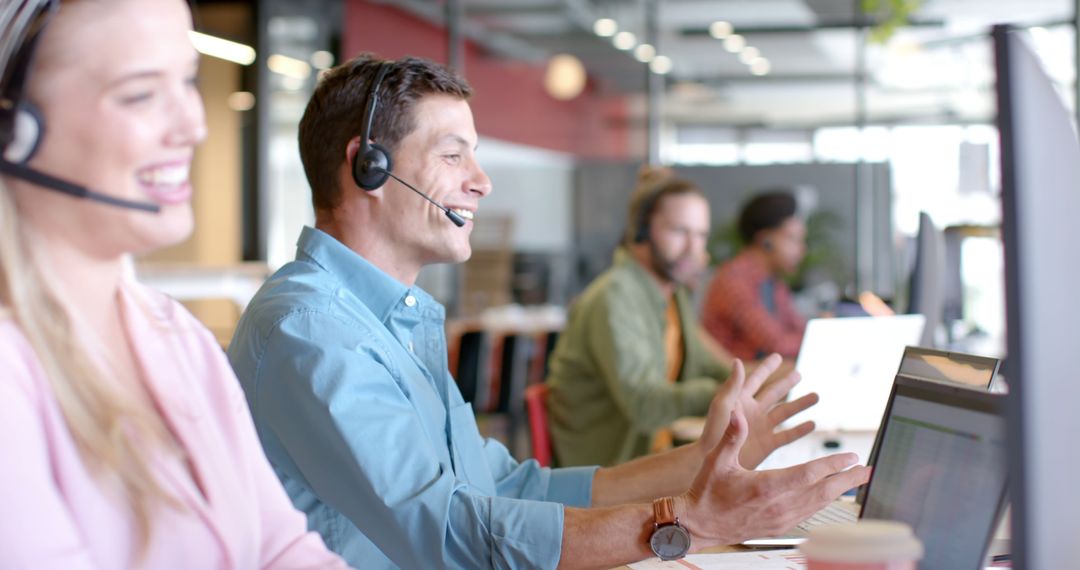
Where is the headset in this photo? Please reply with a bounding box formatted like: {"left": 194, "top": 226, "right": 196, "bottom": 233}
{"left": 631, "top": 174, "right": 676, "bottom": 243}
{"left": 0, "top": 0, "right": 160, "bottom": 212}
{"left": 351, "top": 61, "right": 392, "bottom": 191}
{"left": 348, "top": 59, "right": 464, "bottom": 227}
{"left": 1, "top": 0, "right": 54, "bottom": 165}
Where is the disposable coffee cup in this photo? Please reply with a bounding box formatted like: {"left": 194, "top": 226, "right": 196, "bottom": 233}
{"left": 799, "top": 520, "right": 923, "bottom": 570}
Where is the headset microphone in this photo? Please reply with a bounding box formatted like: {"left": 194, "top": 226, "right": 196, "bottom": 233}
{"left": 378, "top": 168, "right": 466, "bottom": 228}
{"left": 0, "top": 160, "right": 162, "bottom": 213}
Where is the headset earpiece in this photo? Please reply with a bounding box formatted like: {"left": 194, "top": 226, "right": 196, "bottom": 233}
{"left": 353, "top": 141, "right": 391, "bottom": 190}
{"left": 2, "top": 101, "right": 44, "bottom": 164}
{"left": 1, "top": 1, "right": 56, "bottom": 166}
{"left": 634, "top": 217, "right": 651, "bottom": 243}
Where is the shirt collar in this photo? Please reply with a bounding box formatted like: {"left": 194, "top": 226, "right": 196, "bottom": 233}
{"left": 295, "top": 226, "right": 419, "bottom": 323}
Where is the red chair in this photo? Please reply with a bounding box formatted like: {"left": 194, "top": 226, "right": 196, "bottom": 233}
{"left": 524, "top": 383, "right": 554, "bottom": 467}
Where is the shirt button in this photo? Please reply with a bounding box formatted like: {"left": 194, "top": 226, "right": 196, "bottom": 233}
{"left": 408, "top": 341, "right": 415, "bottom": 352}
{"left": 404, "top": 295, "right": 417, "bottom": 308}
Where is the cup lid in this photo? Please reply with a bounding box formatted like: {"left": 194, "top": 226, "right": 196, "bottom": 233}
{"left": 799, "top": 520, "right": 924, "bottom": 563}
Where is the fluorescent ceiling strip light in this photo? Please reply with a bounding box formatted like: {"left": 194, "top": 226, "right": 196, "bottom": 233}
{"left": 188, "top": 31, "right": 256, "bottom": 66}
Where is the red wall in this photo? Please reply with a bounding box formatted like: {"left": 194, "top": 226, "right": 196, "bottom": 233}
{"left": 343, "top": 1, "right": 633, "bottom": 160}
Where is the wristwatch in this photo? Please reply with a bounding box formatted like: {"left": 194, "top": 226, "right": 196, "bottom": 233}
{"left": 648, "top": 497, "right": 691, "bottom": 561}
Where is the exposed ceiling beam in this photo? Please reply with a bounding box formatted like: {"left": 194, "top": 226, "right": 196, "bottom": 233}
{"left": 679, "top": 18, "right": 946, "bottom": 38}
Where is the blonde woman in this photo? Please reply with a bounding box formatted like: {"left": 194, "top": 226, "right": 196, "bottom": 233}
{"left": 0, "top": 1, "right": 349, "bottom": 568}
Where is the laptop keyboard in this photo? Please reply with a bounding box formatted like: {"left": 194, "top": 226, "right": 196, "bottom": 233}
{"left": 796, "top": 502, "right": 858, "bottom": 532}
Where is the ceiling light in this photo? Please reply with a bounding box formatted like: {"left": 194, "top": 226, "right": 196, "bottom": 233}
{"left": 593, "top": 18, "right": 618, "bottom": 37}
{"left": 268, "top": 54, "right": 312, "bottom": 79}
{"left": 188, "top": 31, "right": 255, "bottom": 65}
{"left": 634, "top": 43, "right": 656, "bottom": 63}
{"left": 613, "top": 31, "right": 636, "bottom": 50}
{"left": 723, "top": 34, "right": 745, "bottom": 53}
{"left": 650, "top": 55, "right": 673, "bottom": 75}
{"left": 310, "top": 50, "right": 335, "bottom": 70}
{"left": 709, "top": 21, "right": 733, "bottom": 40}
{"left": 544, "top": 54, "right": 587, "bottom": 100}
{"left": 750, "top": 57, "right": 771, "bottom": 76}
{"left": 739, "top": 47, "right": 760, "bottom": 64}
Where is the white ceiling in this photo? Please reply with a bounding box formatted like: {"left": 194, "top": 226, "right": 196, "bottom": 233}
{"left": 394, "top": 0, "right": 1076, "bottom": 127}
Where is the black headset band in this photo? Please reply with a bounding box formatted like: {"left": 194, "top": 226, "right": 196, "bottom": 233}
{"left": 360, "top": 62, "right": 392, "bottom": 152}
{"left": 634, "top": 181, "right": 668, "bottom": 243}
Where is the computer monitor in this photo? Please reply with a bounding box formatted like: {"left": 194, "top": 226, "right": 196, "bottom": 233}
{"left": 907, "top": 212, "right": 945, "bottom": 348}
{"left": 861, "top": 376, "right": 1007, "bottom": 570}
{"left": 995, "top": 24, "right": 1080, "bottom": 570}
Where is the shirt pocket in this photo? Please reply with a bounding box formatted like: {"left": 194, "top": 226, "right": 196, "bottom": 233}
{"left": 448, "top": 401, "right": 497, "bottom": 493}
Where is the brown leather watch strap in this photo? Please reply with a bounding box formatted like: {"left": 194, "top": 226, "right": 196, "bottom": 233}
{"left": 652, "top": 496, "right": 677, "bottom": 526}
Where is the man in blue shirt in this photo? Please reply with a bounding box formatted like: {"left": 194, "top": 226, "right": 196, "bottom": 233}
{"left": 228, "top": 54, "right": 869, "bottom": 569}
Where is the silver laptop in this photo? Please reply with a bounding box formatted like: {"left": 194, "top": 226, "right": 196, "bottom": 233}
{"left": 788, "top": 315, "right": 926, "bottom": 431}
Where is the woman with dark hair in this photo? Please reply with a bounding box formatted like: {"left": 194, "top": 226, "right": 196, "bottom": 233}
{"left": 703, "top": 191, "right": 808, "bottom": 360}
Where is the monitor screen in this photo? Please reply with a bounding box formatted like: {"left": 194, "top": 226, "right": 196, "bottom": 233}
{"left": 907, "top": 212, "right": 945, "bottom": 348}
{"left": 861, "top": 380, "right": 1006, "bottom": 570}
{"left": 995, "top": 24, "right": 1080, "bottom": 569}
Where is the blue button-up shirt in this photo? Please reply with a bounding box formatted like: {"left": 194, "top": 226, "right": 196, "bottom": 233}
{"left": 227, "top": 227, "right": 597, "bottom": 569}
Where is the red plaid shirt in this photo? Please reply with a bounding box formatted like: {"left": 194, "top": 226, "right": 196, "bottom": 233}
{"left": 703, "top": 250, "right": 806, "bottom": 360}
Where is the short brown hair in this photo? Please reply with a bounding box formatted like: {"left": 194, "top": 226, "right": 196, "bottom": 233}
{"left": 298, "top": 54, "right": 473, "bottom": 211}
{"left": 623, "top": 166, "right": 705, "bottom": 245}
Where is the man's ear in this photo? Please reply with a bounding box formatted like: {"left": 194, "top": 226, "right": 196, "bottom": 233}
{"left": 345, "top": 136, "right": 363, "bottom": 164}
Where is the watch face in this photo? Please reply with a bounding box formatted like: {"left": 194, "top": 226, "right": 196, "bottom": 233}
{"left": 650, "top": 524, "right": 691, "bottom": 561}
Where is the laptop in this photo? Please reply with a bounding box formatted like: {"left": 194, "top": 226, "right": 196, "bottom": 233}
{"left": 749, "top": 367, "right": 1006, "bottom": 567}
{"left": 788, "top": 315, "right": 926, "bottom": 431}
{"left": 858, "top": 376, "right": 1008, "bottom": 570}
{"left": 860, "top": 346, "right": 1001, "bottom": 491}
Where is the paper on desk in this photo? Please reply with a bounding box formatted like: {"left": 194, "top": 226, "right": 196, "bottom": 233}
{"left": 628, "top": 550, "right": 806, "bottom": 570}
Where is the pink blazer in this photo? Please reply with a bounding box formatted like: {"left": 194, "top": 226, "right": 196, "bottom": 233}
{"left": 0, "top": 282, "right": 351, "bottom": 569}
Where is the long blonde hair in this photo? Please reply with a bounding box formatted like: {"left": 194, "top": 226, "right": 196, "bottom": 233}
{"left": 0, "top": 181, "right": 179, "bottom": 546}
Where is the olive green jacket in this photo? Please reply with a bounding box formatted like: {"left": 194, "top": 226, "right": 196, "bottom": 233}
{"left": 545, "top": 248, "right": 730, "bottom": 467}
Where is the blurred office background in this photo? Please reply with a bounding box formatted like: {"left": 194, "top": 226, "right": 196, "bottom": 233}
{"left": 141, "top": 0, "right": 1076, "bottom": 453}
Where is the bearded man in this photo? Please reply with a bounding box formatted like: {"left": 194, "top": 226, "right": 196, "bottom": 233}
{"left": 545, "top": 169, "right": 815, "bottom": 467}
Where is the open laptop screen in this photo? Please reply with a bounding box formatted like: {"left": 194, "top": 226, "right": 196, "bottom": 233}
{"left": 861, "top": 377, "right": 1007, "bottom": 570}
{"left": 790, "top": 315, "right": 926, "bottom": 431}
{"left": 897, "top": 347, "right": 1001, "bottom": 389}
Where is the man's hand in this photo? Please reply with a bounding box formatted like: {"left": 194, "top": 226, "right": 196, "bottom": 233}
{"left": 697, "top": 355, "right": 818, "bottom": 469}
{"left": 678, "top": 409, "right": 871, "bottom": 549}
{"left": 738, "top": 354, "right": 818, "bottom": 469}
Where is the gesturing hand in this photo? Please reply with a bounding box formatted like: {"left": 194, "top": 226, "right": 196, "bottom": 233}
{"left": 697, "top": 355, "right": 818, "bottom": 469}
{"left": 678, "top": 409, "right": 871, "bottom": 549}
{"left": 741, "top": 354, "right": 820, "bottom": 468}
